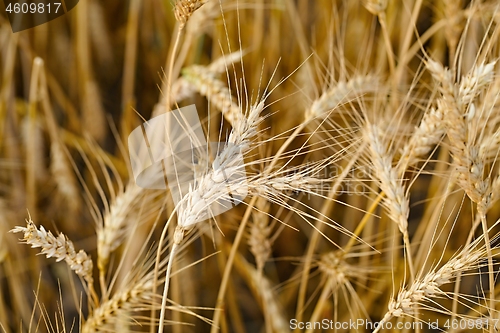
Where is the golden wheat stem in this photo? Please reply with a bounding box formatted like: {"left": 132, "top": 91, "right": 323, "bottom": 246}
{"left": 480, "top": 212, "right": 495, "bottom": 329}
{"left": 378, "top": 12, "right": 396, "bottom": 75}
{"left": 172, "top": 29, "right": 193, "bottom": 82}
{"left": 284, "top": 0, "right": 315, "bottom": 91}
{"left": 165, "top": 1, "right": 206, "bottom": 111}
{"left": 151, "top": 209, "right": 176, "bottom": 332}
{"left": 0, "top": 33, "right": 18, "bottom": 150}
{"left": 372, "top": 315, "right": 389, "bottom": 333}
{"left": 305, "top": 278, "right": 333, "bottom": 333}
{"left": 121, "top": 0, "right": 141, "bottom": 139}
{"left": 37, "top": 58, "right": 81, "bottom": 213}
{"left": 216, "top": 240, "right": 246, "bottom": 333}
{"left": 165, "top": 27, "right": 183, "bottom": 112}
{"left": 344, "top": 194, "right": 383, "bottom": 253}
{"left": 158, "top": 235, "right": 180, "bottom": 333}
{"left": 170, "top": 225, "right": 182, "bottom": 333}
{"left": 76, "top": 0, "right": 106, "bottom": 143}
{"left": 26, "top": 58, "right": 43, "bottom": 215}
{"left": 451, "top": 211, "right": 482, "bottom": 321}
{"left": 27, "top": 58, "right": 42, "bottom": 215}
{"left": 395, "top": 0, "right": 423, "bottom": 86}
{"left": 230, "top": 241, "right": 289, "bottom": 332}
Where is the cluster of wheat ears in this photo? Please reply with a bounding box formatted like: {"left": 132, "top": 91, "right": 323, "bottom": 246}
{"left": 3, "top": 0, "right": 500, "bottom": 332}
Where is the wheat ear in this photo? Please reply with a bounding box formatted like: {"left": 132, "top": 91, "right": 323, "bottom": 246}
{"left": 305, "top": 75, "right": 380, "bottom": 122}
{"left": 426, "top": 59, "right": 494, "bottom": 209}
{"left": 397, "top": 107, "right": 446, "bottom": 174}
{"left": 373, "top": 238, "right": 488, "bottom": 333}
{"left": 182, "top": 65, "right": 244, "bottom": 126}
{"left": 427, "top": 58, "right": 498, "bottom": 330}
{"left": 97, "top": 182, "right": 143, "bottom": 293}
{"left": 82, "top": 280, "right": 154, "bottom": 333}
{"left": 11, "top": 216, "right": 97, "bottom": 302}
{"left": 174, "top": 0, "right": 206, "bottom": 28}
{"left": 157, "top": 99, "right": 264, "bottom": 332}
{"left": 365, "top": 123, "right": 415, "bottom": 279}
{"left": 248, "top": 198, "right": 272, "bottom": 273}
{"left": 154, "top": 50, "right": 245, "bottom": 116}
{"left": 307, "top": 251, "right": 374, "bottom": 333}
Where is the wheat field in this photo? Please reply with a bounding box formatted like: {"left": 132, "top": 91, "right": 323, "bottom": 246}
{"left": 2, "top": 0, "right": 500, "bottom": 332}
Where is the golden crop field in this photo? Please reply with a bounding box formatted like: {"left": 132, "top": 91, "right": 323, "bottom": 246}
{"left": 1, "top": 0, "right": 500, "bottom": 332}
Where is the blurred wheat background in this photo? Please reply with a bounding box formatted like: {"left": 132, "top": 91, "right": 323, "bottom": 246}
{"left": 2, "top": 0, "right": 500, "bottom": 332}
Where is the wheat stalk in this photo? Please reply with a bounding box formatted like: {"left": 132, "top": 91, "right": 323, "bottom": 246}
{"left": 443, "top": 0, "right": 464, "bottom": 61}
{"left": 9, "top": 2, "right": 500, "bottom": 333}
{"left": 230, "top": 241, "right": 289, "bottom": 333}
